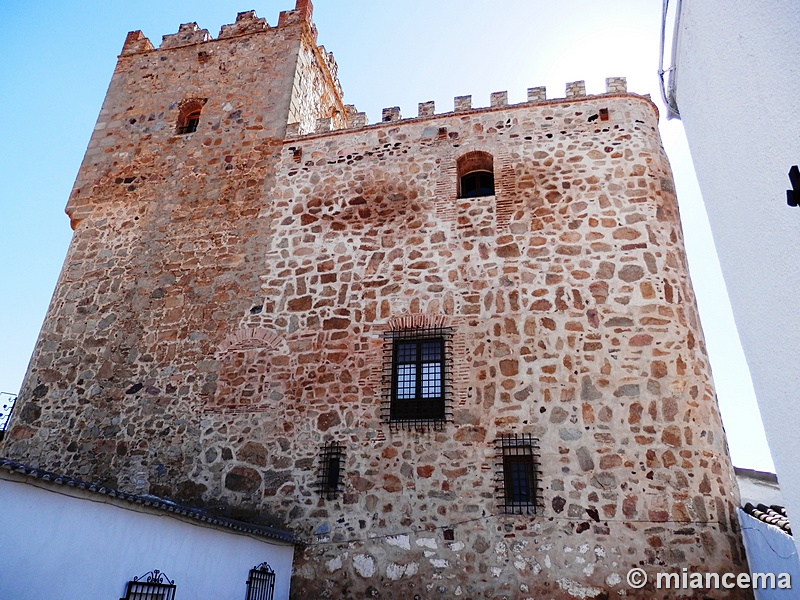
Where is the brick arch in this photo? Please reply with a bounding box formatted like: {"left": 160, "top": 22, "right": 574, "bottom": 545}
{"left": 456, "top": 150, "right": 494, "bottom": 176}
{"left": 178, "top": 97, "right": 207, "bottom": 114}
{"left": 386, "top": 314, "right": 452, "bottom": 332}
{"left": 217, "top": 327, "right": 284, "bottom": 354}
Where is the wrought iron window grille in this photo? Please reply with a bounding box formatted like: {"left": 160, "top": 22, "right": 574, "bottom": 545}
{"left": 494, "top": 434, "right": 542, "bottom": 515}
{"left": 787, "top": 165, "right": 800, "bottom": 207}
{"left": 245, "top": 562, "right": 276, "bottom": 600}
{"left": 0, "top": 392, "right": 16, "bottom": 441}
{"left": 315, "top": 443, "right": 345, "bottom": 500}
{"left": 381, "top": 326, "right": 454, "bottom": 431}
{"left": 120, "top": 569, "right": 176, "bottom": 600}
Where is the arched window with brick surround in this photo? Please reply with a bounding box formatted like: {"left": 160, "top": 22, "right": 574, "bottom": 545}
{"left": 457, "top": 150, "right": 495, "bottom": 198}
{"left": 176, "top": 98, "right": 207, "bottom": 134}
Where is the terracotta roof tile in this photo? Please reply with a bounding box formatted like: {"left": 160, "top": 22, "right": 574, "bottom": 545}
{"left": 744, "top": 502, "right": 793, "bottom": 536}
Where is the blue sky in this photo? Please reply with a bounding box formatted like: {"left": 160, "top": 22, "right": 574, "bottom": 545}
{"left": 0, "top": 0, "right": 774, "bottom": 471}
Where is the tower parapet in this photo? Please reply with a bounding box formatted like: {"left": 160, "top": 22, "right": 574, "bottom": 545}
{"left": 120, "top": 30, "right": 154, "bottom": 55}
{"left": 287, "top": 77, "right": 646, "bottom": 139}
{"left": 218, "top": 11, "right": 270, "bottom": 39}
{"left": 160, "top": 22, "right": 210, "bottom": 49}
{"left": 115, "top": 1, "right": 341, "bottom": 118}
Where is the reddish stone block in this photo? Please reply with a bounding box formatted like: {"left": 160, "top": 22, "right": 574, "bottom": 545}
{"left": 649, "top": 510, "right": 669, "bottom": 523}
{"left": 651, "top": 360, "right": 668, "bottom": 378}
{"left": 619, "top": 264, "right": 645, "bottom": 282}
{"left": 599, "top": 454, "right": 622, "bottom": 469}
{"left": 317, "top": 411, "right": 341, "bottom": 431}
{"left": 499, "top": 359, "right": 518, "bottom": 376}
{"left": 622, "top": 494, "right": 638, "bottom": 518}
{"left": 662, "top": 426, "right": 682, "bottom": 447}
{"left": 416, "top": 465, "right": 435, "bottom": 478}
{"left": 630, "top": 334, "right": 653, "bottom": 347}
{"left": 224, "top": 466, "right": 262, "bottom": 493}
{"left": 288, "top": 295, "right": 312, "bottom": 311}
{"left": 382, "top": 475, "right": 402, "bottom": 492}
{"left": 323, "top": 317, "right": 350, "bottom": 330}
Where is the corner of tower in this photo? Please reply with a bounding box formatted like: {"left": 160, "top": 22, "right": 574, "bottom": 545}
{"left": 278, "top": 0, "right": 314, "bottom": 28}
{"left": 120, "top": 30, "right": 154, "bottom": 56}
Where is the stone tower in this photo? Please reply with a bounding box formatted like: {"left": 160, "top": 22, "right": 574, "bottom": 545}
{"left": 3, "top": 2, "right": 749, "bottom": 597}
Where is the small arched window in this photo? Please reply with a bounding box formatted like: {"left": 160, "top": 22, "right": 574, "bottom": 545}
{"left": 176, "top": 98, "right": 207, "bottom": 135}
{"left": 181, "top": 109, "right": 201, "bottom": 133}
{"left": 457, "top": 151, "right": 495, "bottom": 198}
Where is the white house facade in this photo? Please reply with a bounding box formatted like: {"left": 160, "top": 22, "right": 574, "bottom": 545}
{"left": 0, "top": 458, "right": 295, "bottom": 600}
{"left": 663, "top": 0, "right": 800, "bottom": 560}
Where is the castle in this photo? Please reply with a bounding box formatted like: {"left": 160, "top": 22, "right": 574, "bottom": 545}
{"left": 2, "top": 2, "right": 749, "bottom": 597}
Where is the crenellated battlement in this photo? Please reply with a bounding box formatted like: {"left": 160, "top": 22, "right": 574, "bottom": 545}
{"left": 120, "top": 3, "right": 320, "bottom": 51}
{"left": 290, "top": 77, "right": 645, "bottom": 138}
{"left": 218, "top": 10, "right": 270, "bottom": 39}
{"left": 116, "top": 2, "right": 346, "bottom": 132}
{"left": 160, "top": 22, "right": 211, "bottom": 50}
{"left": 118, "top": 1, "right": 338, "bottom": 93}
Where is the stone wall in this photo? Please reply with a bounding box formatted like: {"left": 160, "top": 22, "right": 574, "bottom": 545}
{"left": 258, "top": 96, "right": 746, "bottom": 599}
{"left": 2, "top": 3, "right": 749, "bottom": 598}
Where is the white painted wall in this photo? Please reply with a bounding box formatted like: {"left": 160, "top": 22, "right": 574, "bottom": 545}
{"left": 738, "top": 509, "right": 799, "bottom": 600}
{"left": 671, "top": 0, "right": 800, "bottom": 559}
{"left": 0, "top": 475, "right": 294, "bottom": 600}
{"left": 737, "top": 476, "right": 784, "bottom": 510}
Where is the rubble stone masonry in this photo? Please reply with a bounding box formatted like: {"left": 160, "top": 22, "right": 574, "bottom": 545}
{"left": 3, "top": 2, "right": 749, "bottom": 598}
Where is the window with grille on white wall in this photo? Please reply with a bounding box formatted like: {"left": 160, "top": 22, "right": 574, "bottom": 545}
{"left": 245, "top": 562, "right": 276, "bottom": 600}
{"left": 120, "top": 570, "right": 176, "bottom": 600}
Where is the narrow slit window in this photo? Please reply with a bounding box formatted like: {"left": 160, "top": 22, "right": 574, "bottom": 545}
{"left": 504, "top": 453, "right": 535, "bottom": 504}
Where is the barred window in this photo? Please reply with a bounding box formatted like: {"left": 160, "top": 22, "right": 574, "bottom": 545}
{"left": 495, "top": 434, "right": 541, "bottom": 515}
{"left": 120, "top": 570, "right": 176, "bottom": 600}
{"left": 245, "top": 562, "right": 276, "bottom": 600}
{"left": 315, "top": 443, "right": 345, "bottom": 499}
{"left": 382, "top": 326, "right": 453, "bottom": 430}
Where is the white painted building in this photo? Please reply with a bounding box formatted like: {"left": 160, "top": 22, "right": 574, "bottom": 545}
{"left": 662, "top": 0, "right": 800, "bottom": 559}
{"left": 0, "top": 458, "right": 295, "bottom": 600}
{"left": 736, "top": 467, "right": 785, "bottom": 510}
